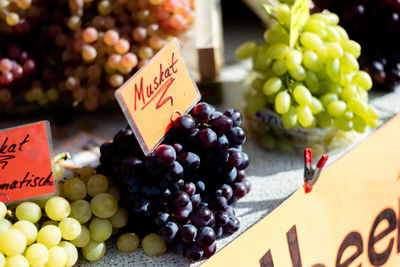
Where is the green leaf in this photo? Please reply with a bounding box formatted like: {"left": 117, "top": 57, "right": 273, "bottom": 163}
{"left": 262, "top": 4, "right": 277, "bottom": 20}
{"left": 289, "top": 0, "right": 310, "bottom": 48}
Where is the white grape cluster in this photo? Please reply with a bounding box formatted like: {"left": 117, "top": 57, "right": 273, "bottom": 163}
{"left": 0, "top": 166, "right": 141, "bottom": 267}
{"left": 237, "top": 4, "right": 378, "bottom": 133}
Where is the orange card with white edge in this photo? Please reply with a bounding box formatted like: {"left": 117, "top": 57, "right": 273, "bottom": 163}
{"left": 202, "top": 113, "right": 400, "bottom": 267}
{"left": 115, "top": 38, "right": 200, "bottom": 156}
{"left": 0, "top": 121, "right": 57, "bottom": 204}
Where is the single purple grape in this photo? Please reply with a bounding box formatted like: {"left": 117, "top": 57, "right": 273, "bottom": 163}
{"left": 199, "top": 128, "right": 217, "bottom": 148}
{"left": 159, "top": 221, "right": 179, "bottom": 243}
{"left": 224, "top": 206, "right": 235, "bottom": 217}
{"left": 172, "top": 143, "right": 183, "bottom": 154}
{"left": 196, "top": 181, "right": 206, "bottom": 193}
{"left": 220, "top": 184, "right": 233, "bottom": 200}
{"left": 166, "top": 161, "right": 183, "bottom": 181}
{"left": 172, "top": 190, "right": 190, "bottom": 209}
{"left": 232, "top": 182, "right": 247, "bottom": 199}
{"left": 203, "top": 242, "right": 217, "bottom": 259}
{"left": 191, "top": 206, "right": 213, "bottom": 228}
{"left": 214, "top": 196, "right": 228, "bottom": 210}
{"left": 190, "top": 194, "right": 201, "bottom": 207}
{"left": 180, "top": 224, "right": 197, "bottom": 243}
{"left": 224, "top": 167, "right": 237, "bottom": 184}
{"left": 207, "top": 213, "right": 216, "bottom": 228}
{"left": 224, "top": 216, "right": 240, "bottom": 234}
{"left": 216, "top": 135, "right": 229, "bottom": 151}
{"left": 237, "top": 152, "right": 250, "bottom": 170}
{"left": 214, "top": 226, "right": 224, "bottom": 239}
{"left": 243, "top": 178, "right": 251, "bottom": 194}
{"left": 215, "top": 211, "right": 230, "bottom": 226}
{"left": 228, "top": 148, "right": 243, "bottom": 168}
{"left": 178, "top": 152, "right": 200, "bottom": 172}
{"left": 224, "top": 108, "right": 242, "bottom": 126}
{"left": 185, "top": 244, "right": 204, "bottom": 261}
{"left": 183, "top": 182, "right": 196, "bottom": 196}
{"left": 227, "top": 127, "right": 246, "bottom": 146}
{"left": 193, "top": 102, "right": 214, "bottom": 123}
{"left": 235, "top": 170, "right": 246, "bottom": 182}
{"left": 174, "top": 202, "right": 193, "bottom": 224}
{"left": 155, "top": 144, "right": 176, "bottom": 165}
{"left": 196, "top": 226, "right": 216, "bottom": 247}
{"left": 173, "top": 114, "right": 195, "bottom": 132}
{"left": 211, "top": 115, "right": 233, "bottom": 135}
{"left": 113, "top": 127, "right": 133, "bottom": 142}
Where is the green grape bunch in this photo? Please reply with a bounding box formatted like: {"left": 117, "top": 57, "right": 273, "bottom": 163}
{"left": 236, "top": 3, "right": 378, "bottom": 133}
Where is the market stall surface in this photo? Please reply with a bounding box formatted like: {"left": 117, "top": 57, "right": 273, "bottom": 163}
{"left": 1, "top": 76, "right": 399, "bottom": 266}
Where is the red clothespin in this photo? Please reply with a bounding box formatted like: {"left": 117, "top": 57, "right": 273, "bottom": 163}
{"left": 303, "top": 148, "right": 328, "bottom": 194}
{"left": 304, "top": 148, "right": 312, "bottom": 181}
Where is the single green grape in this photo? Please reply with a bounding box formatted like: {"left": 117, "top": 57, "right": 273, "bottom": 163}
{"left": 253, "top": 44, "right": 272, "bottom": 72}
{"left": 320, "top": 93, "right": 339, "bottom": 108}
{"left": 310, "top": 97, "right": 323, "bottom": 114}
{"left": 303, "top": 19, "right": 325, "bottom": 34}
{"left": 300, "top": 32, "right": 324, "bottom": 52}
{"left": 267, "top": 44, "right": 289, "bottom": 60}
{"left": 305, "top": 71, "right": 320, "bottom": 94}
{"left": 340, "top": 84, "right": 358, "bottom": 101}
{"left": 326, "top": 42, "right": 344, "bottom": 58}
{"left": 303, "top": 50, "right": 323, "bottom": 72}
{"left": 289, "top": 65, "right": 306, "bottom": 81}
{"left": 276, "top": 4, "right": 291, "bottom": 28}
{"left": 327, "top": 100, "right": 347, "bottom": 117}
{"left": 282, "top": 106, "right": 298, "bottom": 129}
{"left": 334, "top": 116, "right": 353, "bottom": 131}
{"left": 316, "top": 111, "right": 333, "bottom": 128}
{"left": 326, "top": 26, "right": 341, "bottom": 42}
{"left": 293, "top": 85, "right": 312, "bottom": 106}
{"left": 285, "top": 50, "right": 302, "bottom": 70}
{"left": 296, "top": 105, "right": 314, "bottom": 127}
{"left": 333, "top": 25, "right": 349, "bottom": 40}
{"left": 272, "top": 60, "right": 288, "bottom": 76}
{"left": 275, "top": 91, "right": 291, "bottom": 114}
{"left": 352, "top": 115, "right": 367, "bottom": 133}
{"left": 352, "top": 71, "right": 372, "bottom": 90}
{"left": 235, "top": 41, "right": 258, "bottom": 59}
{"left": 264, "top": 24, "right": 289, "bottom": 44}
{"left": 341, "top": 52, "right": 359, "bottom": 73}
{"left": 325, "top": 58, "right": 341, "bottom": 83}
{"left": 342, "top": 40, "right": 361, "bottom": 58}
{"left": 262, "top": 77, "right": 282, "bottom": 96}
{"left": 348, "top": 98, "right": 367, "bottom": 115}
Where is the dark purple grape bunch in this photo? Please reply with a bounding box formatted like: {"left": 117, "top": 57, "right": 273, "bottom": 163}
{"left": 312, "top": 0, "right": 400, "bottom": 90}
{"left": 98, "top": 102, "right": 251, "bottom": 262}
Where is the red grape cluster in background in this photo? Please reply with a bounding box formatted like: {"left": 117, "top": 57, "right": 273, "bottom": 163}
{"left": 0, "top": 0, "right": 193, "bottom": 111}
{"left": 312, "top": 0, "right": 400, "bottom": 91}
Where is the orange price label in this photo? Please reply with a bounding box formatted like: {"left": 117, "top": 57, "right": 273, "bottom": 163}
{"left": 115, "top": 38, "right": 200, "bottom": 156}
{"left": 0, "top": 121, "right": 57, "bottom": 204}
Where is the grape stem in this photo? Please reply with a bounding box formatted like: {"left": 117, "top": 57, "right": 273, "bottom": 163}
{"left": 53, "top": 152, "right": 71, "bottom": 163}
